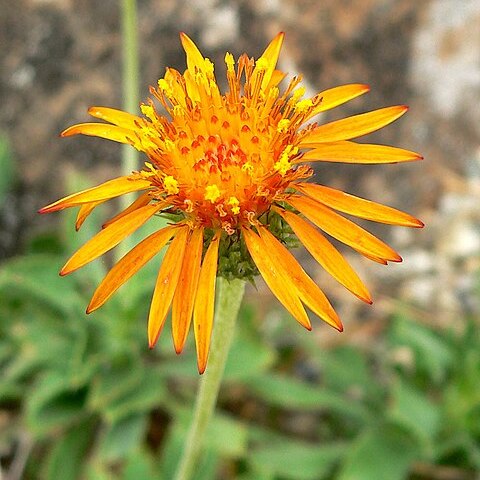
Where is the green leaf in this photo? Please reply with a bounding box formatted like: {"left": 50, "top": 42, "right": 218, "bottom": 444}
{"left": 158, "top": 423, "right": 221, "bottom": 480}
{"left": 26, "top": 373, "right": 89, "bottom": 437}
{"left": 205, "top": 412, "right": 249, "bottom": 458}
{"left": 337, "top": 424, "right": 419, "bottom": 480}
{"left": 236, "top": 472, "right": 275, "bottom": 480}
{"left": 1, "top": 309, "right": 83, "bottom": 386}
{"left": 442, "top": 342, "right": 480, "bottom": 442}
{"left": 122, "top": 449, "right": 160, "bottom": 480}
{"left": 157, "top": 423, "right": 184, "bottom": 480}
{"left": 44, "top": 419, "right": 96, "bottom": 480}
{"left": 88, "top": 356, "right": 144, "bottom": 412}
{"left": 244, "top": 374, "right": 371, "bottom": 422}
{"left": 223, "top": 320, "right": 277, "bottom": 381}
{"left": 315, "top": 346, "right": 381, "bottom": 398}
{"left": 85, "top": 463, "right": 115, "bottom": 480}
{"left": 154, "top": 350, "right": 199, "bottom": 380}
{"left": 98, "top": 413, "right": 148, "bottom": 461}
{"left": 389, "top": 315, "right": 453, "bottom": 383}
{"left": 249, "top": 441, "right": 344, "bottom": 480}
{"left": 158, "top": 407, "right": 247, "bottom": 479}
{"left": 173, "top": 407, "right": 249, "bottom": 459}
{"left": 0, "top": 382, "right": 23, "bottom": 402}
{"left": 26, "top": 231, "right": 64, "bottom": 255}
{"left": 388, "top": 379, "right": 441, "bottom": 448}
{"left": 104, "top": 367, "right": 168, "bottom": 423}
{"left": 0, "top": 133, "right": 15, "bottom": 203}
{"left": 192, "top": 450, "right": 221, "bottom": 480}
{"left": 0, "top": 254, "right": 83, "bottom": 317}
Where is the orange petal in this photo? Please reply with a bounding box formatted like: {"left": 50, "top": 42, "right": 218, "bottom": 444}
{"left": 61, "top": 123, "right": 136, "bottom": 145}
{"left": 357, "top": 251, "right": 388, "bottom": 265}
{"left": 88, "top": 106, "right": 143, "bottom": 129}
{"left": 180, "top": 32, "right": 207, "bottom": 75}
{"left": 307, "top": 84, "right": 370, "bottom": 118}
{"left": 277, "top": 208, "right": 372, "bottom": 303}
{"left": 266, "top": 70, "right": 287, "bottom": 91}
{"left": 300, "top": 106, "right": 408, "bottom": 143}
{"left": 87, "top": 225, "right": 178, "bottom": 313}
{"left": 172, "top": 227, "right": 204, "bottom": 354}
{"left": 60, "top": 203, "right": 161, "bottom": 275}
{"left": 148, "top": 226, "right": 190, "bottom": 348}
{"left": 287, "top": 195, "right": 401, "bottom": 263}
{"left": 242, "top": 227, "right": 311, "bottom": 330}
{"left": 102, "top": 192, "right": 153, "bottom": 228}
{"left": 298, "top": 141, "right": 423, "bottom": 163}
{"left": 258, "top": 226, "right": 343, "bottom": 331}
{"left": 164, "top": 68, "right": 189, "bottom": 108}
{"left": 75, "top": 201, "right": 103, "bottom": 231}
{"left": 39, "top": 176, "right": 152, "bottom": 213}
{"left": 193, "top": 233, "right": 221, "bottom": 374}
{"left": 255, "top": 32, "right": 285, "bottom": 91}
{"left": 295, "top": 183, "right": 424, "bottom": 228}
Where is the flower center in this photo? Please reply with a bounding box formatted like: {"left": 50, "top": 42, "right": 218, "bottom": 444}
{"left": 193, "top": 137, "right": 248, "bottom": 175}
{"left": 133, "top": 52, "right": 319, "bottom": 233}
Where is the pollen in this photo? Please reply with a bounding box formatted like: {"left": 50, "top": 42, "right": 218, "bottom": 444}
{"left": 274, "top": 145, "right": 299, "bottom": 175}
{"left": 205, "top": 184, "right": 221, "bottom": 203}
{"left": 140, "top": 104, "right": 156, "bottom": 121}
{"left": 204, "top": 58, "right": 215, "bottom": 75}
{"left": 292, "top": 86, "right": 306, "bottom": 100}
{"left": 163, "top": 175, "right": 179, "bottom": 194}
{"left": 225, "top": 52, "right": 235, "bottom": 71}
{"left": 228, "top": 196, "right": 240, "bottom": 215}
{"left": 274, "top": 157, "right": 291, "bottom": 176}
{"left": 255, "top": 57, "right": 269, "bottom": 70}
{"left": 277, "top": 119, "right": 291, "bottom": 133}
{"left": 157, "top": 78, "right": 172, "bottom": 96}
{"left": 294, "top": 98, "right": 314, "bottom": 113}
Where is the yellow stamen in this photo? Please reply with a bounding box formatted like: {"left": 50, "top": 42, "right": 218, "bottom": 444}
{"left": 140, "top": 104, "right": 156, "bottom": 122}
{"left": 274, "top": 145, "right": 299, "bottom": 175}
{"left": 274, "top": 157, "right": 291, "bottom": 176}
{"left": 157, "top": 78, "right": 173, "bottom": 97}
{"left": 256, "top": 57, "right": 269, "bottom": 70}
{"left": 205, "top": 184, "right": 221, "bottom": 203}
{"left": 228, "top": 196, "right": 240, "bottom": 214}
{"left": 292, "top": 86, "right": 306, "bottom": 100}
{"left": 225, "top": 52, "right": 235, "bottom": 71}
{"left": 277, "top": 119, "right": 291, "bottom": 133}
{"left": 204, "top": 58, "right": 215, "bottom": 75}
{"left": 295, "top": 98, "right": 314, "bottom": 113}
{"left": 163, "top": 176, "right": 179, "bottom": 195}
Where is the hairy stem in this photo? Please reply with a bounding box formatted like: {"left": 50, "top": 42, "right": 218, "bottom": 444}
{"left": 174, "top": 277, "right": 246, "bottom": 480}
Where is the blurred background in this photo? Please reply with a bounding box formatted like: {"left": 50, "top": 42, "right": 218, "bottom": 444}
{"left": 0, "top": 0, "right": 479, "bottom": 479}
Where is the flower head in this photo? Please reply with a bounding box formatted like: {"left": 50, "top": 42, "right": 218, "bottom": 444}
{"left": 40, "top": 33, "right": 423, "bottom": 373}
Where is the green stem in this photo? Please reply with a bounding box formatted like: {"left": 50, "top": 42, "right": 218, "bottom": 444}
{"left": 174, "top": 277, "right": 246, "bottom": 480}
{"left": 118, "top": 0, "right": 140, "bottom": 259}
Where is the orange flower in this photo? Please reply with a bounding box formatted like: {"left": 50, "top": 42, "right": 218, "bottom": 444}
{"left": 40, "top": 33, "right": 423, "bottom": 373}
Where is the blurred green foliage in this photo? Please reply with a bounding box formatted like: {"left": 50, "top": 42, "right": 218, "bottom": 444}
{"left": 1, "top": 173, "right": 479, "bottom": 480}
{"left": 0, "top": 133, "right": 15, "bottom": 205}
